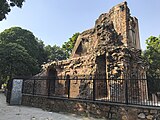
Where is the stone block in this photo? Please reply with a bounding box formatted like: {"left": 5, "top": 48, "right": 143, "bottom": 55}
{"left": 150, "top": 110, "right": 157, "bottom": 114}
{"left": 138, "top": 113, "right": 146, "bottom": 119}
{"left": 146, "top": 115, "right": 154, "bottom": 120}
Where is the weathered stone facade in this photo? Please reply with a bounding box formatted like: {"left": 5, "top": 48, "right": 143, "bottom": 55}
{"left": 39, "top": 2, "right": 148, "bottom": 102}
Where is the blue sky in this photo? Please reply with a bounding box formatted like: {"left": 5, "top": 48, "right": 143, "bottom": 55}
{"left": 0, "top": 0, "right": 160, "bottom": 50}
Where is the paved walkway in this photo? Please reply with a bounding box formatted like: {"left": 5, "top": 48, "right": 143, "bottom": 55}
{"left": 0, "top": 93, "right": 103, "bottom": 120}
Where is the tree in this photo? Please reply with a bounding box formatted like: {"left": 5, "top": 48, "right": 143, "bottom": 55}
{"left": 0, "top": 27, "right": 38, "bottom": 58}
{"left": 36, "top": 39, "right": 48, "bottom": 65}
{"left": 143, "top": 36, "right": 160, "bottom": 78}
{"left": 143, "top": 36, "right": 160, "bottom": 93}
{"left": 0, "top": 27, "right": 49, "bottom": 84}
{"left": 0, "top": 27, "right": 47, "bottom": 67}
{"left": 0, "top": 0, "right": 25, "bottom": 21}
{"left": 45, "top": 45, "right": 66, "bottom": 61}
{"left": 62, "top": 33, "right": 80, "bottom": 58}
{"left": 0, "top": 43, "right": 38, "bottom": 82}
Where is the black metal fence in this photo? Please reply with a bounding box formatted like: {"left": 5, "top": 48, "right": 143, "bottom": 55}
{"left": 21, "top": 75, "right": 160, "bottom": 107}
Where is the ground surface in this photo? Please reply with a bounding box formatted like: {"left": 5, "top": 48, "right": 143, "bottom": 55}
{"left": 0, "top": 93, "right": 104, "bottom": 120}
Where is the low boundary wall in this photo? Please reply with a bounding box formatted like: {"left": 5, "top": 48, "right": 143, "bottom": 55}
{"left": 22, "top": 95, "right": 160, "bottom": 120}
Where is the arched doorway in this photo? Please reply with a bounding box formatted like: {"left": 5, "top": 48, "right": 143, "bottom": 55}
{"left": 47, "top": 67, "right": 57, "bottom": 96}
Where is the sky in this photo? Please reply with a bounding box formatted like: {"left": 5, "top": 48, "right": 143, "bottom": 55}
{"left": 0, "top": 0, "right": 160, "bottom": 50}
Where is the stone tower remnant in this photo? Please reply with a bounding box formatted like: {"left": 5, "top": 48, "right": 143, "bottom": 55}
{"left": 40, "top": 2, "right": 148, "bottom": 102}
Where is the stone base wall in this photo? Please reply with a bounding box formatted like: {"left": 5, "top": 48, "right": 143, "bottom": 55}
{"left": 22, "top": 95, "right": 160, "bottom": 120}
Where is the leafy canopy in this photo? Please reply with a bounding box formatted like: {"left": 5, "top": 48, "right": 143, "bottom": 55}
{"left": 45, "top": 45, "right": 66, "bottom": 62}
{"left": 143, "top": 36, "right": 160, "bottom": 93}
{"left": 0, "top": 43, "right": 38, "bottom": 80}
{"left": 0, "top": 0, "right": 25, "bottom": 21}
{"left": 0, "top": 27, "right": 48, "bottom": 83}
{"left": 0, "top": 27, "right": 47, "bottom": 66}
{"left": 143, "top": 36, "right": 160, "bottom": 78}
{"left": 62, "top": 33, "right": 79, "bottom": 58}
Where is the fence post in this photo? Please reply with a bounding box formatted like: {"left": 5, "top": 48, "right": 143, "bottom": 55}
{"left": 48, "top": 78, "right": 50, "bottom": 96}
{"left": 66, "top": 75, "right": 70, "bottom": 98}
{"left": 93, "top": 75, "right": 96, "bottom": 101}
{"left": 6, "top": 79, "right": 13, "bottom": 104}
{"left": 22, "top": 79, "right": 24, "bottom": 94}
{"left": 33, "top": 79, "right": 35, "bottom": 95}
{"left": 125, "top": 79, "right": 128, "bottom": 104}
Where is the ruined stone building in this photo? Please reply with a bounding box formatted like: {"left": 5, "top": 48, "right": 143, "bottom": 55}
{"left": 36, "top": 2, "right": 148, "bottom": 102}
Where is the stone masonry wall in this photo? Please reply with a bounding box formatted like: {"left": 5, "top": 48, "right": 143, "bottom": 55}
{"left": 36, "top": 1, "right": 148, "bottom": 103}
{"left": 22, "top": 95, "right": 160, "bottom": 120}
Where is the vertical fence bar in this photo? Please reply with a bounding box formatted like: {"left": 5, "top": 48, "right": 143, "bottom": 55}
{"left": 93, "top": 77, "right": 96, "bottom": 101}
{"left": 89, "top": 75, "right": 93, "bottom": 100}
{"left": 22, "top": 79, "right": 24, "bottom": 94}
{"left": 66, "top": 75, "right": 70, "bottom": 99}
{"left": 48, "top": 79, "right": 50, "bottom": 96}
{"left": 140, "top": 79, "right": 143, "bottom": 105}
{"left": 33, "top": 79, "right": 35, "bottom": 95}
{"left": 53, "top": 77, "right": 56, "bottom": 94}
{"left": 125, "top": 79, "right": 128, "bottom": 104}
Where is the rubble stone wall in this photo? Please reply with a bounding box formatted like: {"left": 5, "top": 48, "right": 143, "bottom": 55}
{"left": 22, "top": 95, "right": 160, "bottom": 120}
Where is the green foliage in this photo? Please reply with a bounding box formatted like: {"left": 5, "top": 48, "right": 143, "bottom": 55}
{"left": 0, "top": 0, "right": 25, "bottom": 21}
{"left": 0, "top": 27, "right": 48, "bottom": 83}
{"left": 0, "top": 27, "right": 47, "bottom": 66}
{"left": 143, "top": 36, "right": 160, "bottom": 78}
{"left": 0, "top": 27, "right": 38, "bottom": 58}
{"left": 36, "top": 39, "right": 48, "bottom": 65}
{"left": 45, "top": 45, "right": 66, "bottom": 61}
{"left": 0, "top": 43, "right": 38, "bottom": 80}
{"left": 143, "top": 36, "right": 160, "bottom": 93}
{"left": 62, "top": 33, "right": 80, "bottom": 58}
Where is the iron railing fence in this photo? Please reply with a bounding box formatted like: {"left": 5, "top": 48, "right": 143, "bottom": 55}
{"left": 21, "top": 75, "right": 160, "bottom": 107}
